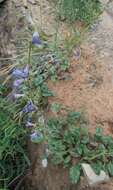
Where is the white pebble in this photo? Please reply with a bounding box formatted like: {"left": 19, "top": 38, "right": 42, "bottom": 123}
{"left": 42, "top": 158, "right": 48, "bottom": 168}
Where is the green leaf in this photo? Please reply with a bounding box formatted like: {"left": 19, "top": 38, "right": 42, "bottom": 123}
{"left": 81, "top": 136, "right": 89, "bottom": 144}
{"left": 80, "top": 126, "right": 88, "bottom": 136}
{"left": 82, "top": 145, "right": 90, "bottom": 157}
{"left": 69, "top": 165, "right": 81, "bottom": 184}
{"left": 95, "top": 127, "right": 102, "bottom": 136}
{"left": 94, "top": 127, "right": 103, "bottom": 141}
{"left": 67, "top": 111, "right": 81, "bottom": 124}
{"left": 51, "top": 102, "right": 61, "bottom": 113}
{"left": 0, "top": 84, "right": 8, "bottom": 95}
{"left": 107, "top": 162, "right": 113, "bottom": 176}
{"left": 52, "top": 154, "right": 64, "bottom": 165}
{"left": 76, "top": 145, "right": 83, "bottom": 156}
{"left": 91, "top": 161, "right": 103, "bottom": 175}
{"left": 60, "top": 60, "right": 69, "bottom": 71}
{"left": 64, "top": 155, "right": 71, "bottom": 166}
{"left": 102, "top": 136, "right": 113, "bottom": 145}
{"left": 50, "top": 75, "right": 57, "bottom": 82}
{"left": 34, "top": 75, "right": 44, "bottom": 86}
{"left": 41, "top": 84, "right": 54, "bottom": 97}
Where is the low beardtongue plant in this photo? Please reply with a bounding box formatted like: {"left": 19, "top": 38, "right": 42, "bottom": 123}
{"left": 8, "top": 31, "right": 43, "bottom": 140}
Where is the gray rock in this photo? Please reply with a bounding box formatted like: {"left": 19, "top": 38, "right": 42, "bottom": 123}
{"left": 82, "top": 163, "right": 110, "bottom": 186}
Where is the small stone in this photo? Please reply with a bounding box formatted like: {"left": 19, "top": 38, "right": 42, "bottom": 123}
{"left": 82, "top": 163, "right": 110, "bottom": 186}
{"left": 42, "top": 158, "right": 48, "bottom": 168}
{"left": 28, "top": 0, "right": 36, "bottom": 5}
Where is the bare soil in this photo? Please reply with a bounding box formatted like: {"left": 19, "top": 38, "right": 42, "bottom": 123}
{"left": 48, "top": 4, "right": 113, "bottom": 136}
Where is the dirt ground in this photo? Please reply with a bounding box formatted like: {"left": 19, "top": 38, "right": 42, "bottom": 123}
{"left": 1, "top": 0, "right": 113, "bottom": 190}
{"left": 48, "top": 2, "right": 113, "bottom": 136}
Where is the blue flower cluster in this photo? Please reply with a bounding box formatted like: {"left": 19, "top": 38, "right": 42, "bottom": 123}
{"left": 9, "top": 65, "right": 29, "bottom": 100}
{"left": 8, "top": 32, "right": 43, "bottom": 143}
{"left": 12, "top": 65, "right": 29, "bottom": 79}
{"left": 10, "top": 64, "right": 36, "bottom": 114}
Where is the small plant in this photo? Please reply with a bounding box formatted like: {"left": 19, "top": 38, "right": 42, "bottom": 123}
{"left": 57, "top": 0, "right": 101, "bottom": 24}
{"left": 0, "top": 29, "right": 68, "bottom": 188}
{"left": 50, "top": 102, "right": 61, "bottom": 113}
{"left": 45, "top": 112, "right": 113, "bottom": 184}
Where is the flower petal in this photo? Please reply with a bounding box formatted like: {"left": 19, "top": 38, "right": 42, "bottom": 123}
{"left": 30, "top": 131, "right": 43, "bottom": 143}
{"left": 32, "top": 32, "right": 42, "bottom": 46}
{"left": 12, "top": 65, "right": 29, "bottom": 79}
{"left": 23, "top": 64, "right": 29, "bottom": 78}
{"left": 22, "top": 100, "right": 37, "bottom": 113}
{"left": 26, "top": 121, "right": 35, "bottom": 128}
{"left": 12, "top": 68, "right": 24, "bottom": 78}
{"left": 13, "top": 79, "right": 24, "bottom": 88}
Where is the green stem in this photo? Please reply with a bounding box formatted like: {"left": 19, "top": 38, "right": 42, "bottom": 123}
{"left": 54, "top": 23, "right": 59, "bottom": 50}
{"left": 54, "top": 1, "right": 61, "bottom": 50}
{"left": 85, "top": 152, "right": 106, "bottom": 161}
{"left": 40, "top": 0, "right": 42, "bottom": 31}
{"left": 83, "top": 151, "right": 113, "bottom": 162}
{"left": 28, "top": 42, "right": 33, "bottom": 99}
{"left": 28, "top": 42, "right": 32, "bottom": 66}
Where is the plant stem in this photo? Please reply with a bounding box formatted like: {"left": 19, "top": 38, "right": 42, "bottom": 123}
{"left": 28, "top": 42, "right": 33, "bottom": 96}
{"left": 28, "top": 42, "right": 32, "bottom": 66}
{"left": 40, "top": 0, "right": 42, "bottom": 31}
{"left": 83, "top": 151, "right": 113, "bottom": 161}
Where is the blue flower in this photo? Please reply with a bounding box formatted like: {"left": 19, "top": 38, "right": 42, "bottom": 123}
{"left": 13, "top": 79, "right": 24, "bottom": 88}
{"left": 30, "top": 131, "right": 43, "bottom": 143}
{"left": 30, "top": 132, "right": 39, "bottom": 140}
{"left": 13, "top": 93, "right": 25, "bottom": 99}
{"left": 22, "top": 100, "right": 37, "bottom": 113}
{"left": 32, "top": 32, "right": 42, "bottom": 47}
{"left": 26, "top": 121, "right": 35, "bottom": 128}
{"left": 12, "top": 65, "right": 29, "bottom": 79}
